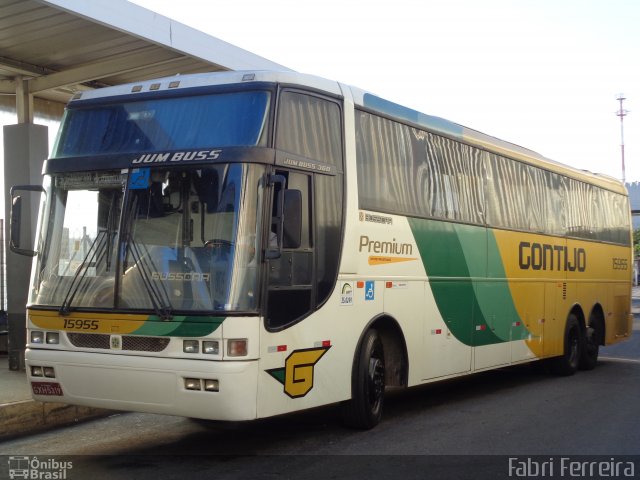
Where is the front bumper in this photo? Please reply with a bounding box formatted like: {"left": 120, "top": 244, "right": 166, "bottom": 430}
{"left": 26, "top": 348, "right": 259, "bottom": 421}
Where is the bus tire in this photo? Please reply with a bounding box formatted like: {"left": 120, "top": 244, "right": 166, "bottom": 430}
{"left": 580, "top": 313, "right": 602, "bottom": 370}
{"left": 341, "top": 329, "right": 385, "bottom": 430}
{"left": 550, "top": 314, "right": 582, "bottom": 376}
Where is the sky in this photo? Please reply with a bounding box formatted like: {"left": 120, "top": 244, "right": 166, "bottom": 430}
{"left": 130, "top": 0, "right": 640, "bottom": 183}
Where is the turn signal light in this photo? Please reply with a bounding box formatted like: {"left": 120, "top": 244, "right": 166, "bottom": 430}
{"left": 227, "top": 339, "right": 248, "bottom": 357}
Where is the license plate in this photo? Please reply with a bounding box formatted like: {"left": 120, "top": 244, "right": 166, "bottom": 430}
{"left": 31, "top": 382, "right": 63, "bottom": 396}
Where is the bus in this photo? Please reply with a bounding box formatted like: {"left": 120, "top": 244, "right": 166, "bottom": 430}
{"left": 11, "top": 71, "right": 633, "bottom": 429}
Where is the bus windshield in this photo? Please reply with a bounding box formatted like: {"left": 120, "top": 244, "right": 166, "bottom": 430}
{"left": 31, "top": 163, "right": 265, "bottom": 315}
{"left": 52, "top": 90, "right": 271, "bottom": 158}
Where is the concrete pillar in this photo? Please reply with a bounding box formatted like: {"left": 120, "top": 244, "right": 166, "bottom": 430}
{"left": 3, "top": 123, "right": 48, "bottom": 370}
{"left": 15, "top": 77, "right": 34, "bottom": 124}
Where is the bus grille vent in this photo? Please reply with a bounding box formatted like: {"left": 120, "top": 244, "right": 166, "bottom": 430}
{"left": 67, "top": 333, "right": 170, "bottom": 352}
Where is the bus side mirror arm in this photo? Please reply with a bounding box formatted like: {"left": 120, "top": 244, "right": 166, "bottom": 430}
{"left": 282, "top": 189, "right": 302, "bottom": 249}
{"left": 9, "top": 185, "right": 45, "bottom": 257}
{"left": 265, "top": 175, "right": 286, "bottom": 260}
{"left": 265, "top": 175, "right": 303, "bottom": 259}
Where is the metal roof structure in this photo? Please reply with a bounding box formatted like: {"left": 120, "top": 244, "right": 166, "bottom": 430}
{"left": 0, "top": 0, "right": 290, "bottom": 106}
{"left": 0, "top": 0, "right": 293, "bottom": 371}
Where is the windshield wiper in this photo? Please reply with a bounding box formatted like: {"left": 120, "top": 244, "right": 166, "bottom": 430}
{"left": 59, "top": 192, "right": 120, "bottom": 316}
{"left": 59, "top": 230, "right": 108, "bottom": 316}
{"left": 124, "top": 237, "right": 174, "bottom": 321}
{"left": 121, "top": 196, "right": 174, "bottom": 321}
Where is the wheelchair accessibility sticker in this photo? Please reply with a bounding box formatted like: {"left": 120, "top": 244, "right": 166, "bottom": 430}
{"left": 128, "top": 168, "right": 150, "bottom": 189}
{"left": 365, "top": 281, "right": 375, "bottom": 301}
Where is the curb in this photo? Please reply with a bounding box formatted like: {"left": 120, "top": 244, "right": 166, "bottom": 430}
{"left": 0, "top": 400, "right": 112, "bottom": 440}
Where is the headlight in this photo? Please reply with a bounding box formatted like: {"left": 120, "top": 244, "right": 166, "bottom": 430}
{"left": 46, "top": 332, "right": 60, "bottom": 344}
{"left": 203, "top": 340, "right": 219, "bottom": 355}
{"left": 31, "top": 331, "right": 44, "bottom": 344}
{"left": 204, "top": 379, "right": 219, "bottom": 392}
{"left": 183, "top": 340, "right": 199, "bottom": 354}
{"left": 184, "top": 378, "right": 201, "bottom": 390}
{"left": 31, "top": 366, "right": 43, "bottom": 377}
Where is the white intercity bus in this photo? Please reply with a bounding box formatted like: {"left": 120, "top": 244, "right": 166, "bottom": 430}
{"left": 11, "top": 71, "right": 632, "bottom": 429}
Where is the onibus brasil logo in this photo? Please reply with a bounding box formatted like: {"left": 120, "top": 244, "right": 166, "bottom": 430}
{"left": 266, "top": 346, "right": 331, "bottom": 398}
{"left": 8, "top": 456, "right": 73, "bottom": 479}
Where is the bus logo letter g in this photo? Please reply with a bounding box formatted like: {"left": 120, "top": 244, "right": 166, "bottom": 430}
{"left": 266, "top": 347, "right": 331, "bottom": 398}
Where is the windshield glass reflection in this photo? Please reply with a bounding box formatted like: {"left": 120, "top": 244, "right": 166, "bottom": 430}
{"left": 31, "top": 172, "right": 125, "bottom": 309}
{"left": 31, "top": 164, "right": 264, "bottom": 314}
{"left": 119, "top": 164, "right": 264, "bottom": 313}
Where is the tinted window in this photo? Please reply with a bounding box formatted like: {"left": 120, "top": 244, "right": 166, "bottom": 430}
{"left": 356, "top": 109, "right": 630, "bottom": 245}
{"left": 356, "top": 111, "right": 484, "bottom": 224}
{"left": 315, "top": 173, "right": 343, "bottom": 305}
{"left": 276, "top": 91, "right": 342, "bottom": 166}
{"left": 54, "top": 91, "right": 271, "bottom": 157}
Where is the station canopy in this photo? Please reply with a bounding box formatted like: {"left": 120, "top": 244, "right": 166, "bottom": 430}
{"left": 0, "top": 0, "right": 290, "bottom": 105}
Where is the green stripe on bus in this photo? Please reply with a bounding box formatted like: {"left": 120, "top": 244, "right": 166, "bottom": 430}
{"left": 483, "top": 231, "right": 530, "bottom": 342}
{"left": 134, "top": 316, "right": 225, "bottom": 337}
{"left": 408, "top": 218, "right": 528, "bottom": 346}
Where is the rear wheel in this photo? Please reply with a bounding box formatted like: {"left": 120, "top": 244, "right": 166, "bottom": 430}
{"left": 341, "top": 329, "right": 385, "bottom": 430}
{"left": 550, "top": 314, "right": 582, "bottom": 376}
{"left": 580, "top": 313, "right": 603, "bottom": 370}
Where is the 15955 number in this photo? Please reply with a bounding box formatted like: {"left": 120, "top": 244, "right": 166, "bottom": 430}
{"left": 612, "top": 258, "right": 629, "bottom": 270}
{"left": 63, "top": 319, "right": 99, "bottom": 330}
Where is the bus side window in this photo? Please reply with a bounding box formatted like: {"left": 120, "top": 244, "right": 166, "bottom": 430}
{"left": 314, "top": 173, "right": 342, "bottom": 306}
{"left": 267, "top": 90, "right": 344, "bottom": 329}
{"left": 266, "top": 172, "right": 313, "bottom": 328}
{"left": 275, "top": 91, "right": 342, "bottom": 166}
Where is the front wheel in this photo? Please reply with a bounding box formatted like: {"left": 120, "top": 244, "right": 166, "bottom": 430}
{"left": 550, "top": 314, "right": 583, "bottom": 376}
{"left": 341, "top": 329, "right": 385, "bottom": 430}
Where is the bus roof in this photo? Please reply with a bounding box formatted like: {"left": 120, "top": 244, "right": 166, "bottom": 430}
{"left": 69, "top": 70, "right": 626, "bottom": 196}
{"left": 68, "top": 70, "right": 343, "bottom": 103}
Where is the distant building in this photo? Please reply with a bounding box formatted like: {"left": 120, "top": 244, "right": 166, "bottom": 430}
{"left": 626, "top": 182, "right": 640, "bottom": 230}
{"left": 627, "top": 183, "right": 640, "bottom": 285}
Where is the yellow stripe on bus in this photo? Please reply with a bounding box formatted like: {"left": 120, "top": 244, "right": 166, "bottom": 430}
{"left": 368, "top": 256, "right": 418, "bottom": 266}
{"left": 492, "top": 230, "right": 632, "bottom": 357}
{"left": 29, "top": 309, "right": 148, "bottom": 335}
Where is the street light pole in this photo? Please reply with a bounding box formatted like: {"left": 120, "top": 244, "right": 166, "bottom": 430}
{"left": 616, "top": 94, "right": 628, "bottom": 184}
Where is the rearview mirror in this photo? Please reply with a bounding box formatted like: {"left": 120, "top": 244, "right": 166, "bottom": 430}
{"left": 9, "top": 185, "right": 45, "bottom": 257}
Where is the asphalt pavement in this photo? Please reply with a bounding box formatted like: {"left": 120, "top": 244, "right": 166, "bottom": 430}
{"left": 0, "top": 353, "right": 109, "bottom": 439}
{"left": 2, "top": 286, "right": 639, "bottom": 440}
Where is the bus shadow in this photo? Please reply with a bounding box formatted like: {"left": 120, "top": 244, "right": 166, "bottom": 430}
{"left": 95, "top": 361, "right": 565, "bottom": 458}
